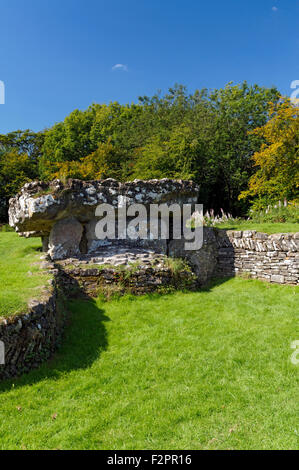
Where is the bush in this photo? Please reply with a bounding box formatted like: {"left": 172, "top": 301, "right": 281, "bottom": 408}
{"left": 0, "top": 224, "right": 14, "bottom": 232}
{"left": 249, "top": 202, "right": 299, "bottom": 224}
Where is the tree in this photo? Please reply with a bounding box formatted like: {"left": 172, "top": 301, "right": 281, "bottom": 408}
{"left": 206, "top": 82, "right": 280, "bottom": 214}
{"left": 134, "top": 82, "right": 280, "bottom": 214}
{"left": 39, "top": 108, "right": 97, "bottom": 179}
{"left": 239, "top": 98, "right": 299, "bottom": 208}
{"left": 133, "top": 124, "right": 203, "bottom": 180}
{"left": 0, "top": 147, "right": 37, "bottom": 220}
{"left": 51, "top": 140, "right": 123, "bottom": 181}
{"left": 0, "top": 130, "right": 43, "bottom": 221}
{"left": 0, "top": 129, "right": 44, "bottom": 169}
{"left": 1, "top": 82, "right": 282, "bottom": 217}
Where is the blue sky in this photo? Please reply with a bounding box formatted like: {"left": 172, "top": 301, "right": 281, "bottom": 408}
{"left": 0, "top": 0, "right": 298, "bottom": 133}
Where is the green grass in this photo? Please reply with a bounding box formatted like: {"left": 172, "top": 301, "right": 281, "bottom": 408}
{"left": 215, "top": 220, "right": 299, "bottom": 234}
{"left": 0, "top": 277, "right": 298, "bottom": 450}
{"left": 0, "top": 232, "right": 49, "bottom": 318}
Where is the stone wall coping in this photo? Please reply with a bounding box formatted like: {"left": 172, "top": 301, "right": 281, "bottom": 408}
{"left": 220, "top": 229, "right": 299, "bottom": 241}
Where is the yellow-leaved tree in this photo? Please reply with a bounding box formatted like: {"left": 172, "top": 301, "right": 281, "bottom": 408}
{"left": 51, "top": 140, "right": 122, "bottom": 181}
{"left": 239, "top": 98, "right": 299, "bottom": 207}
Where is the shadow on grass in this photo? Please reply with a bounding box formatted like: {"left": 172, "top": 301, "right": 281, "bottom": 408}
{"left": 21, "top": 245, "right": 43, "bottom": 255}
{"left": 0, "top": 261, "right": 233, "bottom": 394}
{"left": 104, "top": 276, "right": 235, "bottom": 304}
{"left": 200, "top": 276, "right": 235, "bottom": 292}
{"left": 0, "top": 298, "right": 110, "bottom": 393}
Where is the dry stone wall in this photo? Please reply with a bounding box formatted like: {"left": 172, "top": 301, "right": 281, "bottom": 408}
{"left": 168, "top": 228, "right": 298, "bottom": 286}
{"left": 215, "top": 230, "right": 299, "bottom": 285}
{"left": 0, "top": 281, "right": 66, "bottom": 380}
{"left": 57, "top": 264, "right": 198, "bottom": 298}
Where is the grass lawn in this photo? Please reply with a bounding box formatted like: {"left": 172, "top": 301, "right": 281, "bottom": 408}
{"left": 0, "top": 275, "right": 298, "bottom": 449}
{"left": 0, "top": 232, "right": 49, "bottom": 318}
{"left": 215, "top": 221, "right": 299, "bottom": 234}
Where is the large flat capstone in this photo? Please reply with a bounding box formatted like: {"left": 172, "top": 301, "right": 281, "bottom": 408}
{"left": 9, "top": 178, "right": 200, "bottom": 260}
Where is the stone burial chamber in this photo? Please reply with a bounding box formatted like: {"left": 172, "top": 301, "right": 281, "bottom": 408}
{"left": 8, "top": 178, "right": 200, "bottom": 261}
{"left": 3, "top": 178, "right": 297, "bottom": 380}
{"left": 8, "top": 178, "right": 299, "bottom": 286}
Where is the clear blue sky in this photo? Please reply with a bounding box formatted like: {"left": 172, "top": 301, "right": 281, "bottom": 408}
{"left": 0, "top": 0, "right": 298, "bottom": 134}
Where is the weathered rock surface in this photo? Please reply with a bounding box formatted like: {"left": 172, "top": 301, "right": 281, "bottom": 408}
{"left": 48, "top": 217, "right": 83, "bottom": 260}
{"left": 9, "top": 178, "right": 199, "bottom": 259}
{"left": 9, "top": 178, "right": 199, "bottom": 233}
{"left": 169, "top": 228, "right": 218, "bottom": 285}
{"left": 58, "top": 246, "right": 167, "bottom": 267}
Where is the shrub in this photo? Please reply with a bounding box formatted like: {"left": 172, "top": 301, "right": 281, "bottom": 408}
{"left": 249, "top": 201, "right": 299, "bottom": 224}
{"left": 0, "top": 224, "right": 14, "bottom": 232}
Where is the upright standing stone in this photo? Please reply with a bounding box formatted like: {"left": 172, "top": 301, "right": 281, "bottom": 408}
{"left": 48, "top": 217, "right": 83, "bottom": 260}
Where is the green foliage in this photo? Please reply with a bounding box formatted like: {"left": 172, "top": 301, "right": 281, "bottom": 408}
{"left": 39, "top": 109, "right": 96, "bottom": 179}
{"left": 52, "top": 139, "right": 125, "bottom": 181}
{"left": 37, "top": 82, "right": 279, "bottom": 215}
{"left": 0, "top": 129, "right": 44, "bottom": 163}
{"left": 0, "top": 83, "right": 283, "bottom": 219}
{"left": 249, "top": 202, "right": 299, "bottom": 224}
{"left": 0, "top": 149, "right": 35, "bottom": 195}
{"left": 0, "top": 224, "right": 14, "bottom": 232}
{"left": 164, "top": 256, "right": 192, "bottom": 274}
{"left": 0, "top": 148, "right": 38, "bottom": 220}
{"left": 39, "top": 103, "right": 145, "bottom": 181}
{"left": 134, "top": 82, "right": 280, "bottom": 214}
{"left": 132, "top": 124, "right": 202, "bottom": 180}
{"left": 239, "top": 99, "right": 299, "bottom": 205}
{"left": 206, "top": 82, "right": 280, "bottom": 213}
{"left": 0, "top": 130, "right": 44, "bottom": 220}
